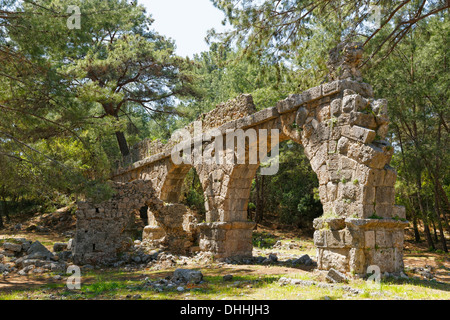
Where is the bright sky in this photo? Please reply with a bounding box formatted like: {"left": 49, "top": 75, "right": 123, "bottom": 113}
{"left": 139, "top": 0, "right": 228, "bottom": 58}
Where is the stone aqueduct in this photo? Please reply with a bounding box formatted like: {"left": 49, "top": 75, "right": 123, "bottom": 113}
{"left": 73, "top": 77, "right": 408, "bottom": 276}
{"left": 74, "top": 39, "right": 409, "bottom": 276}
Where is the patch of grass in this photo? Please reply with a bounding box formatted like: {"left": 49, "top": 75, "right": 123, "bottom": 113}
{"left": 252, "top": 231, "right": 278, "bottom": 249}
{"left": 368, "top": 213, "right": 383, "bottom": 219}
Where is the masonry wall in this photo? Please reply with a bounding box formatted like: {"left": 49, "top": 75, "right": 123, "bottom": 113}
{"left": 73, "top": 180, "right": 198, "bottom": 264}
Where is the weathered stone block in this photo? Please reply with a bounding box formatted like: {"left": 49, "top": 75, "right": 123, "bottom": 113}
{"left": 302, "top": 85, "right": 322, "bottom": 102}
{"left": 349, "top": 248, "right": 365, "bottom": 274}
{"left": 383, "top": 165, "right": 397, "bottom": 186}
{"left": 319, "top": 248, "right": 350, "bottom": 272}
{"left": 392, "top": 205, "right": 406, "bottom": 220}
{"left": 326, "top": 182, "right": 338, "bottom": 201}
{"left": 330, "top": 98, "right": 342, "bottom": 116}
{"left": 375, "top": 187, "right": 395, "bottom": 205}
{"left": 3, "top": 242, "right": 22, "bottom": 252}
{"left": 342, "top": 125, "right": 376, "bottom": 144}
{"left": 365, "top": 231, "right": 375, "bottom": 248}
{"left": 392, "top": 230, "right": 404, "bottom": 248}
{"left": 326, "top": 268, "right": 348, "bottom": 283}
{"left": 374, "top": 204, "right": 394, "bottom": 218}
{"left": 361, "top": 186, "right": 376, "bottom": 205}
{"left": 375, "top": 230, "right": 393, "bottom": 248}
{"left": 337, "top": 136, "right": 349, "bottom": 154}
{"left": 277, "top": 94, "right": 304, "bottom": 114}
{"left": 325, "top": 230, "right": 346, "bottom": 248}
{"left": 350, "top": 112, "right": 377, "bottom": 129}
{"left": 314, "top": 230, "right": 325, "bottom": 247}
{"left": 322, "top": 81, "right": 340, "bottom": 96}
{"left": 295, "top": 107, "right": 309, "bottom": 127}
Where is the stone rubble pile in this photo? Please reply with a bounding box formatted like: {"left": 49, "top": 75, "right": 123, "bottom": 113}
{"left": 278, "top": 276, "right": 363, "bottom": 295}
{"left": 0, "top": 239, "right": 72, "bottom": 276}
{"left": 273, "top": 240, "right": 303, "bottom": 250}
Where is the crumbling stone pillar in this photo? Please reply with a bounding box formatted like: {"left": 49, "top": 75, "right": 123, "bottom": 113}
{"left": 198, "top": 221, "right": 254, "bottom": 258}
{"left": 195, "top": 160, "right": 258, "bottom": 259}
{"left": 142, "top": 203, "right": 199, "bottom": 255}
{"left": 313, "top": 217, "right": 407, "bottom": 275}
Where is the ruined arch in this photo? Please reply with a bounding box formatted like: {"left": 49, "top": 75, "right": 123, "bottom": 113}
{"left": 159, "top": 162, "right": 193, "bottom": 203}
{"left": 80, "top": 73, "right": 408, "bottom": 275}
{"left": 195, "top": 81, "right": 407, "bottom": 274}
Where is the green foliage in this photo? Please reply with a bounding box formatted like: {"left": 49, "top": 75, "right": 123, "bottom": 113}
{"left": 254, "top": 141, "right": 322, "bottom": 228}
{"left": 187, "top": 43, "right": 297, "bottom": 118}
{"left": 0, "top": 0, "right": 199, "bottom": 211}
{"left": 252, "top": 231, "right": 278, "bottom": 249}
{"left": 210, "top": 0, "right": 448, "bottom": 86}
{"left": 365, "top": 15, "right": 449, "bottom": 247}
{"left": 368, "top": 213, "right": 383, "bottom": 220}
{"left": 180, "top": 168, "right": 206, "bottom": 218}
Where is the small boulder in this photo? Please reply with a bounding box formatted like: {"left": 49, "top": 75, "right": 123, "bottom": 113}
{"left": 67, "top": 239, "right": 73, "bottom": 251}
{"left": 292, "top": 254, "right": 311, "bottom": 266}
{"left": 53, "top": 243, "right": 68, "bottom": 252}
{"left": 173, "top": 268, "right": 203, "bottom": 284}
{"left": 326, "top": 268, "right": 348, "bottom": 283}
{"left": 27, "top": 241, "right": 54, "bottom": 260}
{"left": 268, "top": 254, "right": 278, "bottom": 262}
{"left": 223, "top": 274, "right": 233, "bottom": 281}
{"left": 3, "top": 242, "right": 22, "bottom": 253}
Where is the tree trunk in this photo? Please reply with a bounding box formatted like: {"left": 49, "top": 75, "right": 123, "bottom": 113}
{"left": 0, "top": 187, "right": 10, "bottom": 223}
{"left": 432, "top": 219, "right": 438, "bottom": 243}
{"left": 434, "top": 184, "right": 448, "bottom": 252}
{"left": 416, "top": 181, "right": 435, "bottom": 250}
{"left": 115, "top": 131, "right": 130, "bottom": 158}
{"left": 412, "top": 214, "right": 421, "bottom": 242}
{"left": 408, "top": 194, "right": 421, "bottom": 242}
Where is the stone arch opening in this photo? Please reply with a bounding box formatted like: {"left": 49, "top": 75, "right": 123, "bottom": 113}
{"left": 159, "top": 163, "right": 193, "bottom": 203}
{"left": 247, "top": 140, "right": 323, "bottom": 232}
{"left": 180, "top": 167, "right": 206, "bottom": 221}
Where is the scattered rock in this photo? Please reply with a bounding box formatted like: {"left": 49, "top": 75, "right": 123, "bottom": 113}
{"left": 27, "top": 241, "right": 54, "bottom": 260}
{"left": 177, "top": 286, "right": 185, "bottom": 292}
{"left": 3, "top": 242, "right": 22, "bottom": 253}
{"left": 172, "top": 268, "right": 203, "bottom": 284}
{"left": 223, "top": 274, "right": 233, "bottom": 281}
{"left": 53, "top": 243, "right": 68, "bottom": 252}
{"left": 18, "top": 265, "right": 34, "bottom": 275}
{"left": 292, "top": 254, "right": 312, "bottom": 266}
{"left": 56, "top": 251, "right": 72, "bottom": 261}
{"left": 0, "top": 263, "right": 10, "bottom": 273}
{"left": 67, "top": 239, "right": 73, "bottom": 251}
{"left": 268, "top": 253, "right": 278, "bottom": 262}
{"left": 326, "top": 268, "right": 348, "bottom": 283}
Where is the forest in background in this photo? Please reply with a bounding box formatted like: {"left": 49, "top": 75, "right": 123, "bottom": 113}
{"left": 0, "top": 0, "right": 448, "bottom": 252}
